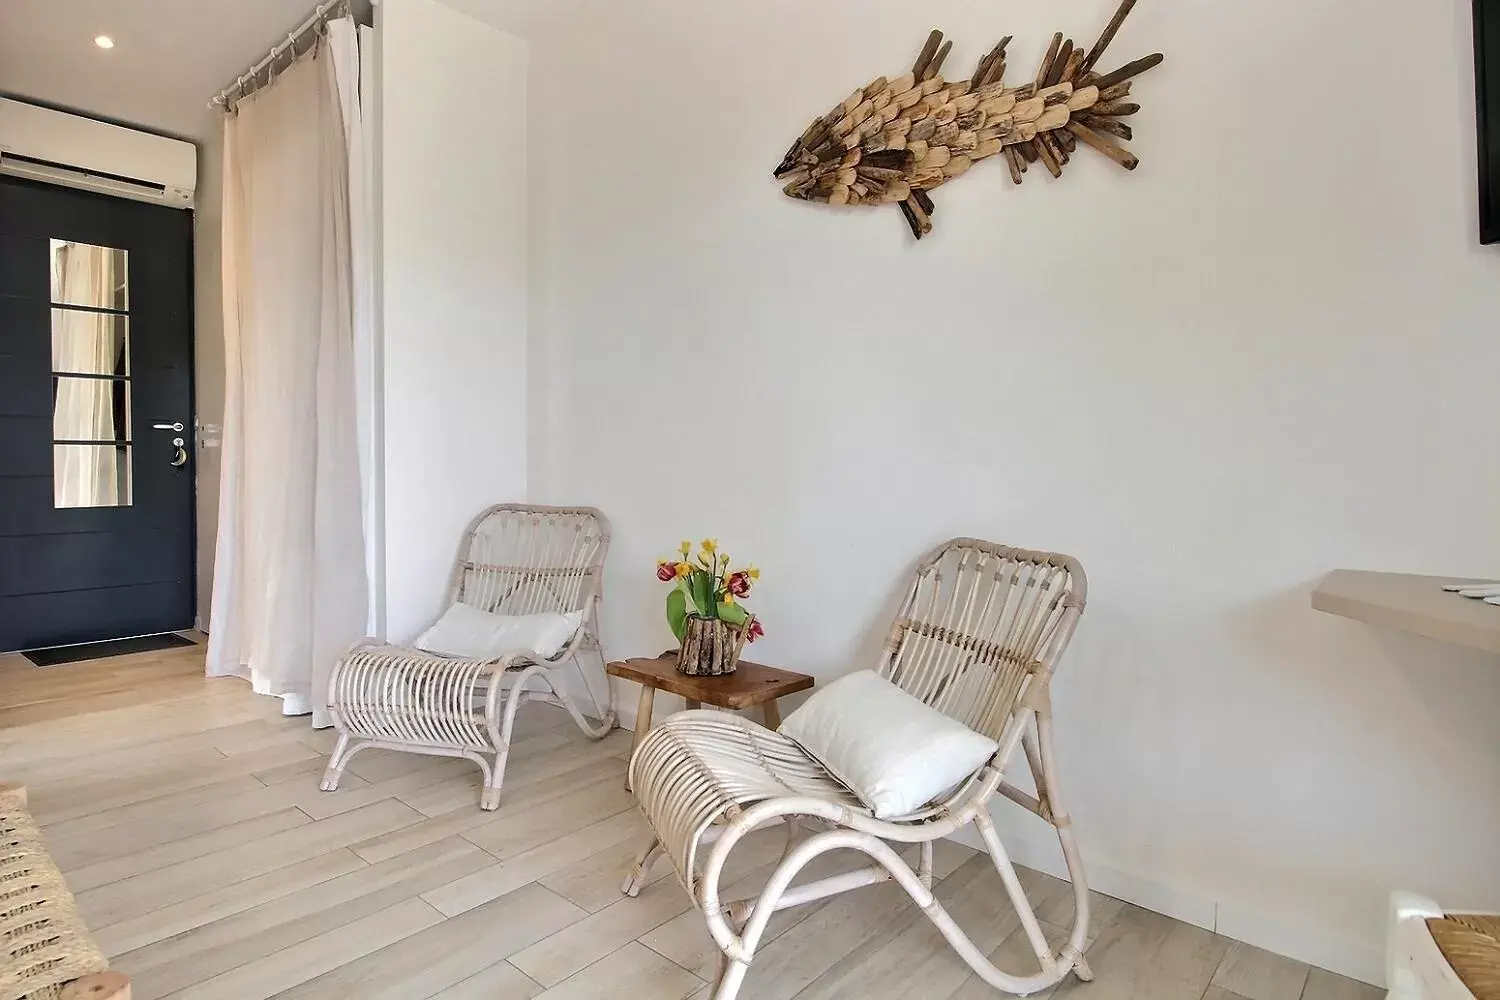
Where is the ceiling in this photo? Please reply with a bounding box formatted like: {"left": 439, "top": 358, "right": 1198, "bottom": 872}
{"left": 0, "top": 0, "right": 357, "bottom": 140}
{"left": 0, "top": 0, "right": 593, "bottom": 142}
{"left": 437, "top": 0, "right": 592, "bottom": 38}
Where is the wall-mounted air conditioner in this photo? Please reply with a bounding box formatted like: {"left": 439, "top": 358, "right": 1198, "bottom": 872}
{"left": 0, "top": 98, "right": 196, "bottom": 209}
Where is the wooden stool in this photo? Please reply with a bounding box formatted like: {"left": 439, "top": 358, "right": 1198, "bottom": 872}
{"left": 607, "top": 653, "right": 814, "bottom": 789}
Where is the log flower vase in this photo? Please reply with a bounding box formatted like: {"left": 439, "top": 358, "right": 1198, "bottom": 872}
{"left": 678, "top": 615, "right": 750, "bottom": 677}
{"left": 655, "top": 538, "right": 765, "bottom": 677}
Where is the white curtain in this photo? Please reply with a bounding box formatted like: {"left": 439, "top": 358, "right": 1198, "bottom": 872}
{"left": 343, "top": 21, "right": 382, "bottom": 636}
{"left": 208, "top": 20, "right": 370, "bottom": 727}
{"left": 52, "top": 244, "right": 125, "bottom": 507}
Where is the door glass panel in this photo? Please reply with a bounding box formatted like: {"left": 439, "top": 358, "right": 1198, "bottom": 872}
{"left": 54, "top": 445, "right": 133, "bottom": 508}
{"left": 49, "top": 238, "right": 133, "bottom": 508}
{"left": 52, "top": 309, "right": 129, "bottom": 376}
{"left": 53, "top": 376, "right": 130, "bottom": 443}
{"left": 50, "top": 239, "right": 128, "bottom": 310}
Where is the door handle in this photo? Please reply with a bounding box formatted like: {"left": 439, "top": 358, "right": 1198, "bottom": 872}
{"left": 170, "top": 446, "right": 189, "bottom": 468}
{"left": 153, "top": 422, "right": 185, "bottom": 432}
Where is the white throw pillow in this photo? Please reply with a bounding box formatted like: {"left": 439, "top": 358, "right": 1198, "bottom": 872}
{"left": 415, "top": 604, "right": 583, "bottom": 661}
{"left": 778, "top": 670, "right": 999, "bottom": 820}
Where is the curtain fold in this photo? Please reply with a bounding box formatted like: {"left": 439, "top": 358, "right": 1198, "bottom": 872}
{"left": 334, "top": 18, "right": 382, "bottom": 636}
{"left": 208, "top": 21, "right": 369, "bottom": 728}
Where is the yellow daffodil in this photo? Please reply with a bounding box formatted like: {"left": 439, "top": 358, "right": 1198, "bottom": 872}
{"left": 748, "top": 565, "right": 761, "bottom": 580}
{"left": 675, "top": 562, "right": 692, "bottom": 578}
{"left": 679, "top": 540, "right": 692, "bottom": 556}
{"left": 722, "top": 592, "right": 736, "bottom": 605}
{"left": 701, "top": 538, "right": 717, "bottom": 554}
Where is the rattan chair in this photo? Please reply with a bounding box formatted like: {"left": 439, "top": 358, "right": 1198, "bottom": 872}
{"left": 623, "top": 538, "right": 1093, "bottom": 999}
{"left": 320, "top": 504, "right": 616, "bottom": 810}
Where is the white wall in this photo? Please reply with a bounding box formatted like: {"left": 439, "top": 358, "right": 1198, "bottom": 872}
{"left": 525, "top": 0, "right": 1500, "bottom": 984}
{"left": 378, "top": 0, "right": 529, "bottom": 640}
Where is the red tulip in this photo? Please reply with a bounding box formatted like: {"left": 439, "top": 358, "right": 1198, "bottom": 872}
{"left": 747, "top": 616, "right": 765, "bottom": 643}
{"left": 726, "top": 571, "right": 752, "bottom": 597}
{"left": 656, "top": 561, "right": 676, "bottom": 582}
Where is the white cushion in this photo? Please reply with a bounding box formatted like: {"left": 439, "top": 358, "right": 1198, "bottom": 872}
{"left": 778, "top": 670, "right": 999, "bottom": 820}
{"left": 415, "top": 604, "right": 583, "bottom": 661}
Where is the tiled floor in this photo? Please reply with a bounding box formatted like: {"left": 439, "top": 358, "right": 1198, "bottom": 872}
{"left": 1, "top": 642, "right": 1383, "bottom": 1000}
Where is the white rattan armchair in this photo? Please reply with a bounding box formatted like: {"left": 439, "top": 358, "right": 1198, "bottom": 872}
{"left": 321, "top": 504, "right": 616, "bottom": 810}
{"left": 623, "top": 538, "right": 1092, "bottom": 999}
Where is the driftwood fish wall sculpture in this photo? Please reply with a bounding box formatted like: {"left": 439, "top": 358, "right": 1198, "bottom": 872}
{"left": 773, "top": 0, "right": 1163, "bottom": 239}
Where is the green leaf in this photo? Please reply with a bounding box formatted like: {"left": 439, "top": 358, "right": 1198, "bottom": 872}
{"left": 667, "top": 588, "right": 688, "bottom": 642}
{"left": 674, "top": 577, "right": 695, "bottom": 614}
{"left": 717, "top": 602, "right": 749, "bottom": 626}
{"left": 691, "top": 571, "right": 717, "bottom": 620}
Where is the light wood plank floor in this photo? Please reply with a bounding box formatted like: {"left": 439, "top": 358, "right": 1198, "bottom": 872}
{"left": 1, "top": 642, "right": 1381, "bottom": 1000}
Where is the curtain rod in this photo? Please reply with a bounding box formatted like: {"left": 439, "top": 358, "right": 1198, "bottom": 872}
{"left": 208, "top": 0, "right": 352, "bottom": 111}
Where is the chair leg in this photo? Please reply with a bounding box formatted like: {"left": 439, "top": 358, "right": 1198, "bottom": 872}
{"left": 713, "top": 907, "right": 754, "bottom": 995}
{"left": 705, "top": 823, "right": 1070, "bottom": 999}
{"left": 547, "top": 658, "right": 616, "bottom": 741}
{"left": 776, "top": 819, "right": 800, "bottom": 868}
{"left": 1034, "top": 704, "right": 1094, "bottom": 981}
{"left": 319, "top": 733, "right": 352, "bottom": 792}
{"left": 714, "top": 959, "right": 750, "bottom": 1000}
{"left": 481, "top": 667, "right": 541, "bottom": 811}
{"left": 577, "top": 607, "right": 619, "bottom": 733}
{"left": 621, "top": 832, "right": 662, "bottom": 897}
{"left": 481, "top": 749, "right": 507, "bottom": 811}
{"left": 974, "top": 810, "right": 1058, "bottom": 976}
{"left": 918, "top": 839, "right": 935, "bottom": 890}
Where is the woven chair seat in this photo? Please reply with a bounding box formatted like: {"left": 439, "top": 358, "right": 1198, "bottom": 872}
{"left": 631, "top": 710, "right": 865, "bottom": 894}
{"left": 348, "top": 642, "right": 545, "bottom": 671}
{"left": 335, "top": 702, "right": 487, "bottom": 727}
{"left": 330, "top": 644, "right": 556, "bottom": 748}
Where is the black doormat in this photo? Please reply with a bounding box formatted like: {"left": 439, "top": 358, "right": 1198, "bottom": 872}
{"left": 23, "top": 632, "right": 197, "bottom": 667}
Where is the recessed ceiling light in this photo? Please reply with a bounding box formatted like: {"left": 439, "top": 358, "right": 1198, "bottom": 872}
{"left": 94, "top": 35, "right": 114, "bottom": 49}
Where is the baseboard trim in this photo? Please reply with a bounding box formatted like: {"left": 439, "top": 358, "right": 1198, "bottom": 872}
{"left": 948, "top": 824, "right": 1218, "bottom": 929}
{"left": 950, "top": 822, "right": 1385, "bottom": 988}
{"left": 1215, "top": 901, "right": 1385, "bottom": 988}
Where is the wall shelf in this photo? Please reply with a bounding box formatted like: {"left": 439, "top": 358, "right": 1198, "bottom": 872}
{"left": 1312, "top": 569, "right": 1500, "bottom": 655}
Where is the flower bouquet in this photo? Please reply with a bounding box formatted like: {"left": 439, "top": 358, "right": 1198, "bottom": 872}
{"left": 656, "top": 539, "right": 763, "bottom": 676}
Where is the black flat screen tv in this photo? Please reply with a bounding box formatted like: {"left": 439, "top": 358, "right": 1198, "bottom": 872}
{"left": 1479, "top": 0, "right": 1500, "bottom": 243}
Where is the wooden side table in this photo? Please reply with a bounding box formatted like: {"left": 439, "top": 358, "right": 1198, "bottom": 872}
{"left": 607, "top": 653, "right": 815, "bottom": 788}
